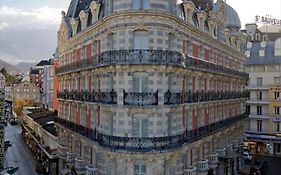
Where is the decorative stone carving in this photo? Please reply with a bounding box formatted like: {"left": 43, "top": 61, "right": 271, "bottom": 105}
{"left": 197, "top": 11, "right": 207, "bottom": 31}
{"left": 182, "top": 1, "right": 195, "bottom": 24}
{"left": 70, "top": 18, "right": 78, "bottom": 36}
{"left": 79, "top": 10, "right": 89, "bottom": 30}
{"left": 90, "top": 1, "right": 101, "bottom": 23}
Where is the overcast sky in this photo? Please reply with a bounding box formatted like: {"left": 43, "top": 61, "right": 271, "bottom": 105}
{"left": 0, "top": 0, "right": 280, "bottom": 65}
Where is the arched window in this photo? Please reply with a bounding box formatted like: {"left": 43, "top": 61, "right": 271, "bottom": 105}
{"left": 132, "top": 113, "right": 149, "bottom": 137}
{"left": 133, "top": 30, "right": 149, "bottom": 49}
{"left": 275, "top": 38, "right": 281, "bottom": 56}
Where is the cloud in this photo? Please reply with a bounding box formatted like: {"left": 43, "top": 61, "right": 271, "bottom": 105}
{"left": 0, "top": 6, "right": 64, "bottom": 27}
{"left": 0, "top": 5, "right": 64, "bottom": 64}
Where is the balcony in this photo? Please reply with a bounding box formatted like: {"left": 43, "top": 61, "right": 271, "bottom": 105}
{"left": 123, "top": 90, "right": 158, "bottom": 106}
{"left": 75, "top": 157, "right": 86, "bottom": 174}
{"left": 57, "top": 89, "right": 117, "bottom": 104}
{"left": 57, "top": 144, "right": 69, "bottom": 160}
{"left": 184, "top": 166, "right": 197, "bottom": 175}
{"left": 164, "top": 90, "right": 249, "bottom": 105}
{"left": 196, "top": 159, "right": 209, "bottom": 173}
{"left": 56, "top": 50, "right": 248, "bottom": 79}
{"left": 86, "top": 165, "right": 98, "bottom": 175}
{"left": 66, "top": 151, "right": 75, "bottom": 167}
{"left": 55, "top": 113, "right": 247, "bottom": 153}
{"left": 208, "top": 153, "right": 219, "bottom": 166}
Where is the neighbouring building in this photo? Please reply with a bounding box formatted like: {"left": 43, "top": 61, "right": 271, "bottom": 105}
{"left": 55, "top": 0, "right": 249, "bottom": 175}
{"left": 244, "top": 23, "right": 281, "bottom": 156}
{"left": 30, "top": 60, "right": 52, "bottom": 90}
{"left": 0, "top": 73, "right": 5, "bottom": 169}
{"left": 12, "top": 81, "right": 41, "bottom": 103}
{"left": 0, "top": 87, "right": 5, "bottom": 169}
{"left": 21, "top": 107, "right": 58, "bottom": 175}
{"left": 0, "top": 73, "right": 5, "bottom": 89}
{"left": 42, "top": 58, "right": 60, "bottom": 111}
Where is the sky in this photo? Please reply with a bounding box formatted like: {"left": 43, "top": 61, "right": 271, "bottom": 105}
{"left": 0, "top": 0, "right": 280, "bottom": 65}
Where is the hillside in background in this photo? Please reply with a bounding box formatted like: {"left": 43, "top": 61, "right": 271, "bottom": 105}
{"left": 15, "top": 62, "right": 37, "bottom": 72}
{"left": 0, "top": 59, "right": 22, "bottom": 73}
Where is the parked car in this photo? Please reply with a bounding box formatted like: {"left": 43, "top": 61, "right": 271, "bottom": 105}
{"left": 243, "top": 151, "right": 252, "bottom": 161}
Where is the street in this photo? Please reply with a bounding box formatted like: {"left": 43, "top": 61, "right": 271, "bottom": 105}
{"left": 242, "top": 154, "right": 281, "bottom": 175}
{"left": 4, "top": 123, "right": 38, "bottom": 175}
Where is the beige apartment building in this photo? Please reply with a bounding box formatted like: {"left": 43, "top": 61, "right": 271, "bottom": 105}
{"left": 12, "top": 81, "right": 41, "bottom": 103}
{"left": 55, "top": 0, "right": 248, "bottom": 175}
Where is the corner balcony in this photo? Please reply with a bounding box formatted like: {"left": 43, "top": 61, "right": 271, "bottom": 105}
{"left": 164, "top": 90, "right": 249, "bottom": 105}
{"left": 196, "top": 160, "right": 209, "bottom": 174}
{"left": 75, "top": 157, "right": 86, "bottom": 174}
{"left": 56, "top": 50, "right": 248, "bottom": 79}
{"left": 55, "top": 113, "right": 247, "bottom": 153}
{"left": 57, "top": 89, "right": 117, "bottom": 104}
{"left": 123, "top": 90, "right": 158, "bottom": 106}
{"left": 184, "top": 166, "right": 197, "bottom": 175}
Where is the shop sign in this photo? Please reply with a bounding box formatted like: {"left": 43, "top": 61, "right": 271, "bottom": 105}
{"left": 245, "top": 133, "right": 276, "bottom": 139}
{"left": 276, "top": 133, "right": 281, "bottom": 137}
{"left": 273, "top": 117, "right": 281, "bottom": 121}
{"left": 255, "top": 15, "right": 281, "bottom": 26}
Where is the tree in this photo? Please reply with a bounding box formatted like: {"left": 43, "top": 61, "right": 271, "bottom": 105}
{"left": 12, "top": 99, "right": 34, "bottom": 116}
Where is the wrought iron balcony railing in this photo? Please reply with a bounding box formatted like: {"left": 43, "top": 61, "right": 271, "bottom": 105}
{"left": 55, "top": 50, "right": 248, "bottom": 79}
{"left": 123, "top": 90, "right": 158, "bottom": 106}
{"left": 164, "top": 90, "right": 249, "bottom": 105}
{"left": 57, "top": 89, "right": 117, "bottom": 104}
{"left": 55, "top": 113, "right": 247, "bottom": 153}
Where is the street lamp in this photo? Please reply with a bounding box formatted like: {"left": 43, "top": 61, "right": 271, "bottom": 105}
{"left": 0, "top": 167, "right": 19, "bottom": 174}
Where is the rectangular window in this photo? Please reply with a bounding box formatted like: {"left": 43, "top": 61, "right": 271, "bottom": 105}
{"left": 276, "top": 122, "right": 280, "bottom": 132}
{"left": 134, "top": 163, "right": 146, "bottom": 175}
{"left": 133, "top": 31, "right": 149, "bottom": 49}
{"left": 257, "top": 91, "right": 262, "bottom": 100}
{"left": 274, "top": 92, "right": 280, "bottom": 100}
{"left": 256, "top": 77, "right": 263, "bottom": 86}
{"left": 132, "top": 117, "right": 148, "bottom": 137}
{"left": 257, "top": 120, "right": 262, "bottom": 132}
{"left": 274, "top": 107, "right": 280, "bottom": 115}
{"left": 132, "top": 0, "right": 150, "bottom": 10}
{"left": 274, "top": 77, "right": 281, "bottom": 84}
{"left": 257, "top": 106, "right": 262, "bottom": 115}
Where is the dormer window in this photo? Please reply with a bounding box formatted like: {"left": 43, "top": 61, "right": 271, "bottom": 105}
{"left": 132, "top": 0, "right": 150, "bottom": 10}
{"left": 245, "top": 51, "right": 250, "bottom": 57}
{"left": 246, "top": 42, "right": 252, "bottom": 49}
{"left": 259, "top": 50, "right": 265, "bottom": 57}
{"left": 262, "top": 35, "right": 267, "bottom": 41}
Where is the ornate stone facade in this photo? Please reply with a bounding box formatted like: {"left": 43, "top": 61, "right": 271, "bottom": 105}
{"left": 55, "top": 0, "right": 248, "bottom": 174}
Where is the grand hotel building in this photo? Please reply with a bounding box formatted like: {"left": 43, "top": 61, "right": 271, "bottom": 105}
{"left": 55, "top": 0, "right": 249, "bottom": 174}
